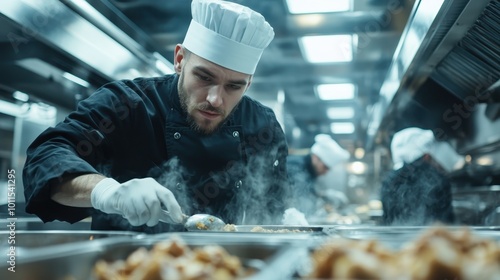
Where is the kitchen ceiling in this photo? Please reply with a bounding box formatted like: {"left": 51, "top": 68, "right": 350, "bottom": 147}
{"left": 1, "top": 0, "right": 498, "bottom": 164}
{"left": 0, "top": 0, "right": 421, "bottom": 152}
{"left": 87, "top": 0, "right": 416, "bottom": 151}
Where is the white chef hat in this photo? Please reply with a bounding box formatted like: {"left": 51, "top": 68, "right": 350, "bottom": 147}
{"left": 311, "top": 134, "right": 350, "bottom": 168}
{"left": 182, "top": 0, "right": 275, "bottom": 75}
{"left": 391, "top": 127, "right": 464, "bottom": 172}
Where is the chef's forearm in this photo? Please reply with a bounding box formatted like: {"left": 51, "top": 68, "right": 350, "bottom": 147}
{"left": 50, "top": 173, "right": 107, "bottom": 207}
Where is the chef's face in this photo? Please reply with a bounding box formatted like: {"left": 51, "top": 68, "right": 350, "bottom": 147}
{"left": 311, "top": 154, "right": 329, "bottom": 176}
{"left": 174, "top": 44, "right": 252, "bottom": 135}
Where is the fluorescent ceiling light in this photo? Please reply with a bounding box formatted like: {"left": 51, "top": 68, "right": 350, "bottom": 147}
{"left": 13, "top": 91, "right": 29, "bottom": 102}
{"left": 0, "top": 99, "right": 24, "bottom": 117}
{"left": 286, "top": 0, "right": 351, "bottom": 14}
{"left": 327, "top": 107, "right": 355, "bottom": 119}
{"left": 316, "top": 83, "right": 355, "bottom": 100}
{"left": 296, "top": 14, "right": 325, "bottom": 28}
{"left": 63, "top": 72, "right": 90, "bottom": 88}
{"left": 331, "top": 122, "right": 355, "bottom": 134}
{"left": 299, "top": 35, "right": 354, "bottom": 63}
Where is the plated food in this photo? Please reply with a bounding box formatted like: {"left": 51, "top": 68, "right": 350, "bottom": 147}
{"left": 308, "top": 226, "right": 500, "bottom": 279}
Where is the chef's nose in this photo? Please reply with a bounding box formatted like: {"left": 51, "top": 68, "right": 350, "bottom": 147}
{"left": 207, "top": 86, "right": 223, "bottom": 107}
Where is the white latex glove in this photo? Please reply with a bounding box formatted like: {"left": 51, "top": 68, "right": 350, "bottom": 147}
{"left": 91, "top": 177, "right": 183, "bottom": 227}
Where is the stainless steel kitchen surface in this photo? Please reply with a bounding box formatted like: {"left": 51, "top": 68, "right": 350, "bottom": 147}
{"left": 0, "top": 229, "right": 139, "bottom": 259}
{"left": 1, "top": 227, "right": 500, "bottom": 279}
{"left": 0, "top": 232, "right": 311, "bottom": 280}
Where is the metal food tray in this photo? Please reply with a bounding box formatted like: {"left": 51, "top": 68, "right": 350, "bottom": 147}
{"left": 291, "top": 225, "right": 500, "bottom": 279}
{"left": 331, "top": 225, "right": 500, "bottom": 244}
{"left": 190, "top": 225, "right": 328, "bottom": 234}
{"left": 233, "top": 225, "right": 325, "bottom": 233}
{"left": 0, "top": 232, "right": 305, "bottom": 280}
{"left": 0, "top": 230, "right": 139, "bottom": 247}
{"left": 0, "top": 217, "right": 92, "bottom": 230}
{"left": 0, "top": 230, "right": 140, "bottom": 258}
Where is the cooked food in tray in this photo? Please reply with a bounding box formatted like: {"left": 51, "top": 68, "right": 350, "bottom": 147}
{"left": 308, "top": 226, "right": 500, "bottom": 280}
{"left": 249, "top": 226, "right": 312, "bottom": 233}
{"left": 223, "top": 224, "right": 237, "bottom": 231}
{"left": 94, "top": 236, "right": 248, "bottom": 280}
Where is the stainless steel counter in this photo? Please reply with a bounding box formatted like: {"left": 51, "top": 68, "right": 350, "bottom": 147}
{"left": 1, "top": 225, "right": 499, "bottom": 279}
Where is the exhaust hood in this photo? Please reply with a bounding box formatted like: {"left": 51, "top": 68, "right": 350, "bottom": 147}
{"left": 367, "top": 0, "right": 499, "bottom": 150}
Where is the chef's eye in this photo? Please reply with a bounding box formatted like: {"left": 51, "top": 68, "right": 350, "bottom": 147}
{"left": 227, "top": 84, "right": 242, "bottom": 91}
{"left": 196, "top": 73, "right": 211, "bottom": 82}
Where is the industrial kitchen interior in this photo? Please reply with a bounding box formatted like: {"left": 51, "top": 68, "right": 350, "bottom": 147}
{"left": 1, "top": 0, "right": 500, "bottom": 279}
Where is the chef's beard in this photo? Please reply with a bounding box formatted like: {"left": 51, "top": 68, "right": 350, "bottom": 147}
{"left": 178, "top": 73, "right": 237, "bottom": 135}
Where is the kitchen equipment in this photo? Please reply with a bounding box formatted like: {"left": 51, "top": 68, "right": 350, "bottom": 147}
{"left": 452, "top": 185, "right": 500, "bottom": 225}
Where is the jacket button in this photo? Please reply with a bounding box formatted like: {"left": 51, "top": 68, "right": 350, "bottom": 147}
{"left": 274, "top": 160, "right": 279, "bottom": 167}
{"left": 174, "top": 132, "right": 181, "bottom": 139}
{"left": 232, "top": 131, "right": 239, "bottom": 138}
{"left": 235, "top": 180, "right": 242, "bottom": 188}
{"left": 176, "top": 183, "right": 182, "bottom": 191}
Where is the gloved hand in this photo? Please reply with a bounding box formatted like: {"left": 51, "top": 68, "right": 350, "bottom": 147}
{"left": 91, "top": 177, "right": 183, "bottom": 227}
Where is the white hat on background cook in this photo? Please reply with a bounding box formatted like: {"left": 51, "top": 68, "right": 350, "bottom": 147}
{"left": 311, "top": 134, "right": 350, "bottom": 168}
{"left": 391, "top": 127, "right": 464, "bottom": 172}
{"left": 183, "top": 0, "right": 275, "bottom": 75}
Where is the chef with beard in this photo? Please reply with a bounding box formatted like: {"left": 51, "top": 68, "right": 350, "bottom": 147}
{"left": 23, "top": 0, "right": 288, "bottom": 233}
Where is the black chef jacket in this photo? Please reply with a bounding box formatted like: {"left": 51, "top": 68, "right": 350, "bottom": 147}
{"left": 23, "top": 74, "right": 288, "bottom": 233}
{"left": 380, "top": 155, "right": 455, "bottom": 226}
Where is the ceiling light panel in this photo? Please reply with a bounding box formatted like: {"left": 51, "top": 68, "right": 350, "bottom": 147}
{"left": 316, "top": 83, "right": 356, "bottom": 100}
{"left": 299, "top": 35, "right": 355, "bottom": 63}
{"left": 327, "top": 107, "right": 355, "bottom": 119}
{"left": 331, "top": 122, "right": 355, "bottom": 134}
{"left": 286, "top": 0, "right": 351, "bottom": 14}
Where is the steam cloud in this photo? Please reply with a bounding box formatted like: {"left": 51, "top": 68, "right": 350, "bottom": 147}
{"left": 155, "top": 150, "right": 292, "bottom": 225}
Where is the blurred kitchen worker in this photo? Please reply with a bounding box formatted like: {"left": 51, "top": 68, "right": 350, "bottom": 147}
{"left": 286, "top": 134, "right": 350, "bottom": 216}
{"left": 22, "top": 0, "right": 288, "bottom": 233}
{"left": 380, "top": 127, "right": 465, "bottom": 226}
